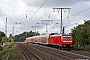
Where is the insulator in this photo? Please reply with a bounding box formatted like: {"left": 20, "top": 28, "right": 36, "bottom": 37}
{"left": 57, "top": 9, "right": 60, "bottom": 13}
{"left": 64, "top": 9, "right": 66, "bottom": 13}
{"left": 26, "top": 14, "right": 27, "bottom": 18}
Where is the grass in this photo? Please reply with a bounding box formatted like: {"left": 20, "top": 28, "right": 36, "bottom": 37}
{"left": 0, "top": 52, "right": 8, "bottom": 60}
{"left": 0, "top": 43, "right": 20, "bottom": 60}
{"left": 8, "top": 49, "right": 20, "bottom": 60}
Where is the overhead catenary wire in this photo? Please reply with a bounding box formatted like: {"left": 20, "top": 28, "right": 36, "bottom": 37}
{"left": 22, "top": 0, "right": 39, "bottom": 24}
{"left": 55, "top": 0, "right": 90, "bottom": 21}
{"left": 27, "top": 0, "right": 47, "bottom": 23}
{"left": 69, "top": 0, "right": 89, "bottom": 17}
{"left": 0, "top": 0, "right": 88, "bottom": 18}
{"left": 29, "top": 0, "right": 39, "bottom": 13}
{"left": 70, "top": 0, "right": 89, "bottom": 8}
{"left": 0, "top": 0, "right": 39, "bottom": 15}
{"left": 50, "top": 0, "right": 90, "bottom": 31}
{"left": 13, "top": 0, "right": 90, "bottom": 35}
{"left": 2, "top": 0, "right": 40, "bottom": 29}
{"left": 62, "top": 7, "right": 90, "bottom": 21}
{"left": 1, "top": 0, "right": 90, "bottom": 34}
{"left": 53, "top": 0, "right": 89, "bottom": 20}
{"left": 21, "top": 0, "right": 47, "bottom": 29}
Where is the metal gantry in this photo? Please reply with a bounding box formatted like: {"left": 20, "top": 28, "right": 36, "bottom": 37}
{"left": 41, "top": 20, "right": 53, "bottom": 34}
{"left": 32, "top": 26, "right": 40, "bottom": 36}
{"left": 53, "top": 8, "right": 70, "bottom": 34}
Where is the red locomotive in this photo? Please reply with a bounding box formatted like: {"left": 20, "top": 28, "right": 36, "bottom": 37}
{"left": 26, "top": 33, "right": 73, "bottom": 49}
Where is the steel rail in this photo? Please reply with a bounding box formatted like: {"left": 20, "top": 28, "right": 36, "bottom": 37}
{"left": 18, "top": 43, "right": 42, "bottom": 60}
{"left": 18, "top": 44, "right": 31, "bottom": 60}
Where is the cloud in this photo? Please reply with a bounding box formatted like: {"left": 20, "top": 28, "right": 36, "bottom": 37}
{"left": 0, "top": 0, "right": 90, "bottom": 36}
{"left": 21, "top": 0, "right": 84, "bottom": 8}
{"left": 0, "top": 7, "right": 6, "bottom": 17}
{"left": 0, "top": 18, "right": 5, "bottom": 30}
{"left": 70, "top": 1, "right": 90, "bottom": 17}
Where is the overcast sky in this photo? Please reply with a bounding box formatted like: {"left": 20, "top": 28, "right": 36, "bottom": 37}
{"left": 0, "top": 0, "right": 90, "bottom": 36}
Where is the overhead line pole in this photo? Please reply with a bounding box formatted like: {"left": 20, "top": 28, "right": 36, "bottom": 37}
{"left": 12, "top": 26, "right": 14, "bottom": 43}
{"left": 32, "top": 26, "right": 40, "bottom": 43}
{"left": 12, "top": 26, "right": 14, "bottom": 37}
{"left": 41, "top": 20, "right": 53, "bottom": 34}
{"left": 41, "top": 20, "right": 53, "bottom": 44}
{"left": 32, "top": 26, "right": 40, "bottom": 36}
{"left": 5, "top": 17, "right": 7, "bottom": 41}
{"left": 53, "top": 8, "right": 70, "bottom": 34}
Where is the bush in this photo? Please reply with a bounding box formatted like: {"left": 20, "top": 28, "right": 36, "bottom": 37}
{"left": 84, "top": 45, "right": 90, "bottom": 50}
{"left": 8, "top": 49, "right": 20, "bottom": 60}
{"left": 0, "top": 50, "right": 6, "bottom": 57}
{"left": 0, "top": 46, "right": 3, "bottom": 51}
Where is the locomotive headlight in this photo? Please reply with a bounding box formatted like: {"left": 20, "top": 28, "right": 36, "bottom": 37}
{"left": 69, "top": 41, "right": 72, "bottom": 42}
{"left": 63, "top": 45, "right": 66, "bottom": 47}
{"left": 70, "top": 45, "right": 73, "bottom": 47}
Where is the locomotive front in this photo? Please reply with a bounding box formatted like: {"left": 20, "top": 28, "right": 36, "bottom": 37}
{"left": 60, "top": 34, "right": 73, "bottom": 48}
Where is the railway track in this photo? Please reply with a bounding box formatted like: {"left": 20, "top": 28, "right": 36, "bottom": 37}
{"left": 29, "top": 44, "right": 74, "bottom": 59}
{"left": 69, "top": 49, "right": 90, "bottom": 59}
{"left": 17, "top": 43, "right": 90, "bottom": 60}
{"left": 18, "top": 43, "right": 42, "bottom": 60}
{"left": 26, "top": 43, "right": 90, "bottom": 60}
{"left": 25, "top": 43, "right": 66, "bottom": 60}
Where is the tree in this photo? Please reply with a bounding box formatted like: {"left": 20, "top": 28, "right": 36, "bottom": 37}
{"left": 8, "top": 34, "right": 13, "bottom": 42}
{"left": 71, "top": 20, "right": 90, "bottom": 48}
{"left": 9, "top": 34, "right": 13, "bottom": 38}
{"left": 0, "top": 31, "right": 5, "bottom": 42}
{"left": 14, "top": 30, "right": 40, "bottom": 42}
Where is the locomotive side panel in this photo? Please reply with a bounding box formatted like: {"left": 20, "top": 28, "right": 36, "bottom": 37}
{"left": 31, "top": 37, "right": 35, "bottom": 43}
{"left": 40, "top": 37, "right": 48, "bottom": 44}
{"left": 26, "top": 37, "right": 31, "bottom": 43}
{"left": 48, "top": 35, "right": 60, "bottom": 45}
{"left": 34, "top": 36, "right": 40, "bottom": 43}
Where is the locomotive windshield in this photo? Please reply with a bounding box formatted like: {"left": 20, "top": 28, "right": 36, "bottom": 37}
{"left": 63, "top": 35, "right": 71, "bottom": 38}
{"left": 50, "top": 33, "right": 59, "bottom": 35}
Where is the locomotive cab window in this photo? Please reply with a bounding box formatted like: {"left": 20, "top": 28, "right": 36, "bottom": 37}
{"left": 50, "top": 33, "right": 59, "bottom": 35}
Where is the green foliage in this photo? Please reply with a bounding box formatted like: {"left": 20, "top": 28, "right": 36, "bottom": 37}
{"left": 14, "top": 30, "right": 40, "bottom": 42}
{"left": 84, "top": 45, "right": 90, "bottom": 50}
{"left": 0, "top": 31, "right": 5, "bottom": 42}
{"left": 0, "top": 46, "right": 3, "bottom": 51}
{"left": 2, "top": 37, "right": 7, "bottom": 42}
{"left": 8, "top": 34, "right": 13, "bottom": 42}
{"left": 1, "top": 34, "right": 13, "bottom": 44}
{"left": 8, "top": 49, "right": 20, "bottom": 60}
{"left": 71, "top": 20, "right": 90, "bottom": 49}
{"left": 9, "top": 34, "right": 13, "bottom": 38}
{"left": 3, "top": 44, "right": 13, "bottom": 51}
{"left": 0, "top": 43, "right": 13, "bottom": 60}
{"left": 0, "top": 48, "right": 20, "bottom": 60}
{"left": 0, "top": 50, "right": 6, "bottom": 57}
